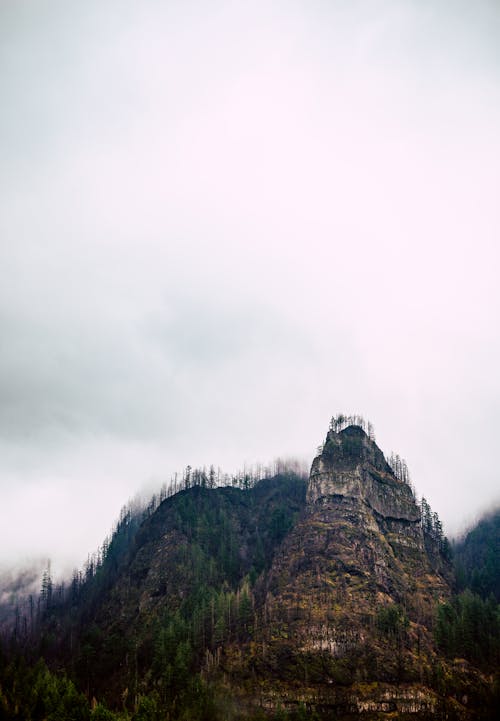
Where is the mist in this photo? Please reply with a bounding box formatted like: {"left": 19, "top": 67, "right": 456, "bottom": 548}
{"left": 1, "top": 0, "right": 499, "bottom": 576}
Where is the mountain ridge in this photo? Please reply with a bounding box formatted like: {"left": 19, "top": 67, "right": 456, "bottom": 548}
{"left": 1, "top": 419, "right": 498, "bottom": 719}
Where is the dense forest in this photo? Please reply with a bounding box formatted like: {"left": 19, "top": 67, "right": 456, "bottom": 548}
{"left": 1, "top": 470, "right": 309, "bottom": 720}
{"left": 0, "top": 423, "right": 499, "bottom": 720}
{"left": 453, "top": 508, "right": 500, "bottom": 602}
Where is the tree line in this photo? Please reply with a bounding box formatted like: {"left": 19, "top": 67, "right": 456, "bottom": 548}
{"left": 328, "top": 413, "right": 376, "bottom": 440}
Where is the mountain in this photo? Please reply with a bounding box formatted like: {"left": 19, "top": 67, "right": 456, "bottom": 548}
{"left": 219, "top": 424, "right": 457, "bottom": 715}
{"left": 36, "top": 471, "right": 309, "bottom": 711}
{"left": 1, "top": 419, "right": 499, "bottom": 720}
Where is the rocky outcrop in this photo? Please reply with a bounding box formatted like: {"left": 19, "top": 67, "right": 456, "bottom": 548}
{"left": 308, "top": 426, "right": 420, "bottom": 523}
{"left": 224, "top": 424, "right": 454, "bottom": 716}
{"left": 264, "top": 424, "right": 449, "bottom": 611}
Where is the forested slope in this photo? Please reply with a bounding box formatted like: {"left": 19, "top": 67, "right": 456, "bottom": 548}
{"left": 1, "top": 419, "right": 499, "bottom": 720}
{"left": 453, "top": 508, "right": 500, "bottom": 601}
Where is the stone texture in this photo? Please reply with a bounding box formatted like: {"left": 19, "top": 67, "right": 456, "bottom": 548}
{"left": 225, "top": 424, "right": 456, "bottom": 715}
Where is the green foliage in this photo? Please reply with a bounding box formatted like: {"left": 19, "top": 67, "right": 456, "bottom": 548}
{"left": 28, "top": 473, "right": 305, "bottom": 708}
{"left": 132, "top": 694, "right": 160, "bottom": 721}
{"left": 420, "top": 497, "right": 450, "bottom": 559}
{"left": 269, "top": 507, "right": 293, "bottom": 542}
{"left": 0, "top": 655, "right": 90, "bottom": 721}
{"left": 90, "top": 704, "right": 118, "bottom": 720}
{"left": 376, "top": 604, "right": 408, "bottom": 638}
{"left": 341, "top": 433, "right": 363, "bottom": 458}
{"left": 322, "top": 438, "right": 337, "bottom": 461}
{"left": 323, "top": 427, "right": 364, "bottom": 461}
{"left": 453, "top": 508, "right": 500, "bottom": 601}
{"left": 435, "top": 590, "right": 500, "bottom": 667}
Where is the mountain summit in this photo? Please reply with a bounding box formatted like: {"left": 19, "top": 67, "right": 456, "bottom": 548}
{"left": 308, "top": 424, "right": 421, "bottom": 521}
{"left": 265, "top": 422, "right": 449, "bottom": 615}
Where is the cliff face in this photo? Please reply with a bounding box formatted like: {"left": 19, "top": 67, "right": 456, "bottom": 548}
{"left": 304, "top": 425, "right": 439, "bottom": 602}
{"left": 224, "top": 425, "right": 454, "bottom": 714}
{"left": 263, "top": 424, "right": 448, "bottom": 612}
{"left": 308, "top": 426, "right": 420, "bottom": 522}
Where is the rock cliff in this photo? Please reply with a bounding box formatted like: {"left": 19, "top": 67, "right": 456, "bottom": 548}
{"left": 263, "top": 423, "right": 449, "bottom": 615}
{"left": 224, "top": 424, "right": 455, "bottom": 714}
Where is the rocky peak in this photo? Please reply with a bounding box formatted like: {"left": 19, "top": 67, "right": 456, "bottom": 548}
{"left": 250, "top": 418, "right": 452, "bottom": 714}
{"left": 317, "top": 424, "right": 391, "bottom": 472}
{"left": 307, "top": 424, "right": 420, "bottom": 523}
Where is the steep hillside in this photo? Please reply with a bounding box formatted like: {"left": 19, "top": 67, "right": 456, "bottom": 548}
{"left": 220, "top": 425, "right": 459, "bottom": 716}
{"left": 2, "top": 420, "right": 498, "bottom": 720}
{"left": 38, "top": 473, "right": 308, "bottom": 708}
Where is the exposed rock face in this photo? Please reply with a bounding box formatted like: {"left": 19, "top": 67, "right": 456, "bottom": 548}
{"left": 308, "top": 426, "right": 420, "bottom": 523}
{"left": 302, "top": 425, "right": 437, "bottom": 605}
{"left": 264, "top": 425, "right": 448, "bottom": 613}
{"left": 226, "top": 425, "right": 454, "bottom": 714}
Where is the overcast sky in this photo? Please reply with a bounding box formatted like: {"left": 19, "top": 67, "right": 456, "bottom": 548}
{"left": 1, "top": 0, "right": 499, "bottom": 578}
